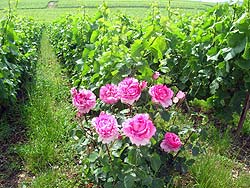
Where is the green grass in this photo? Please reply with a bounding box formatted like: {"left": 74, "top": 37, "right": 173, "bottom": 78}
{"left": 15, "top": 33, "right": 80, "bottom": 186}
{"left": 190, "top": 153, "right": 249, "bottom": 188}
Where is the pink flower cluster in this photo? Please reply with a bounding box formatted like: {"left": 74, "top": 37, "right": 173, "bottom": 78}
{"left": 91, "top": 111, "right": 182, "bottom": 152}
{"left": 100, "top": 77, "right": 147, "bottom": 105}
{"left": 91, "top": 112, "right": 156, "bottom": 146}
{"left": 70, "top": 77, "right": 185, "bottom": 151}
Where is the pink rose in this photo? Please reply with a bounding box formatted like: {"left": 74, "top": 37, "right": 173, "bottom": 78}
{"left": 72, "top": 88, "right": 96, "bottom": 114}
{"left": 173, "top": 91, "right": 186, "bottom": 104}
{"left": 149, "top": 84, "right": 174, "bottom": 108}
{"left": 176, "top": 91, "right": 186, "bottom": 99}
{"left": 92, "top": 112, "right": 119, "bottom": 144}
{"left": 152, "top": 71, "right": 160, "bottom": 80}
{"left": 100, "top": 84, "right": 120, "bottom": 104}
{"left": 160, "top": 132, "right": 182, "bottom": 152}
{"left": 118, "top": 77, "right": 142, "bottom": 105}
{"left": 122, "top": 114, "right": 156, "bottom": 146}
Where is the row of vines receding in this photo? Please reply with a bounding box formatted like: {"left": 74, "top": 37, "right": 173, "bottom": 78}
{"left": 0, "top": 1, "right": 42, "bottom": 111}
{"left": 49, "top": 2, "right": 250, "bottom": 132}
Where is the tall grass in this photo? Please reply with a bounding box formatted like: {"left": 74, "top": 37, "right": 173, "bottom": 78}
{"left": 189, "top": 125, "right": 250, "bottom": 188}
{"left": 17, "top": 33, "right": 80, "bottom": 186}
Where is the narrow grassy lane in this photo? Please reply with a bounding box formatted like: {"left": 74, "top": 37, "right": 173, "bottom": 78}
{"left": 15, "top": 33, "right": 80, "bottom": 187}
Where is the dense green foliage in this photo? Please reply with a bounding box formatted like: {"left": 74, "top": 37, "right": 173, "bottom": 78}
{"left": 0, "top": 14, "right": 42, "bottom": 107}
{"left": 48, "top": 2, "right": 250, "bottom": 185}
{"left": 49, "top": 2, "right": 250, "bottom": 123}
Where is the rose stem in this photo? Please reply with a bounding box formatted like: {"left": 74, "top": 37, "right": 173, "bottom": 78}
{"left": 173, "top": 131, "right": 194, "bottom": 161}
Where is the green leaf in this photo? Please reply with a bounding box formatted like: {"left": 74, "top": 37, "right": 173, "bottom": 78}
{"left": 242, "top": 40, "right": 250, "bottom": 60}
{"left": 127, "top": 148, "right": 137, "bottom": 165}
{"left": 88, "top": 151, "right": 99, "bottom": 162}
{"left": 192, "top": 146, "right": 199, "bottom": 156}
{"left": 151, "top": 178, "right": 165, "bottom": 188}
{"left": 111, "top": 70, "right": 119, "bottom": 76}
{"left": 150, "top": 36, "right": 166, "bottom": 60}
{"left": 90, "top": 30, "right": 99, "bottom": 43}
{"left": 160, "top": 110, "right": 171, "bottom": 121}
{"left": 150, "top": 153, "right": 161, "bottom": 173}
{"left": 131, "top": 39, "right": 144, "bottom": 59}
{"left": 85, "top": 44, "right": 95, "bottom": 50}
{"left": 82, "top": 48, "right": 90, "bottom": 61}
{"left": 234, "top": 59, "right": 250, "bottom": 70}
{"left": 104, "top": 182, "right": 113, "bottom": 188}
{"left": 82, "top": 63, "right": 91, "bottom": 76}
{"left": 142, "top": 176, "right": 153, "bottom": 186}
{"left": 143, "top": 25, "right": 154, "bottom": 39}
{"left": 210, "top": 78, "right": 221, "bottom": 94}
{"left": 124, "top": 175, "right": 136, "bottom": 188}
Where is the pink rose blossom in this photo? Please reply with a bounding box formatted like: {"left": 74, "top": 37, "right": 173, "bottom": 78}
{"left": 149, "top": 84, "right": 174, "bottom": 108}
{"left": 173, "top": 91, "right": 186, "bottom": 104}
{"left": 71, "top": 88, "right": 96, "bottom": 114}
{"left": 91, "top": 112, "right": 119, "bottom": 144}
{"left": 176, "top": 91, "right": 186, "bottom": 100}
{"left": 152, "top": 71, "right": 160, "bottom": 80}
{"left": 160, "top": 132, "right": 182, "bottom": 152}
{"left": 122, "top": 114, "right": 156, "bottom": 146}
{"left": 118, "top": 77, "right": 142, "bottom": 105}
{"left": 100, "top": 84, "right": 120, "bottom": 104}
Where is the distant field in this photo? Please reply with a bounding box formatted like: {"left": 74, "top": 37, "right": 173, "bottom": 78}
{"left": 0, "top": 0, "right": 214, "bottom": 9}
{"left": 0, "top": 0, "right": 215, "bottom": 22}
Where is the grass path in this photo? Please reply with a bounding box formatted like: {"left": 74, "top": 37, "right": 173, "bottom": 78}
{"left": 1, "top": 33, "right": 80, "bottom": 187}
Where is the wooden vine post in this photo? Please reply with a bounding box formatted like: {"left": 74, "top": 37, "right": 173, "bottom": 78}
{"left": 236, "top": 91, "right": 250, "bottom": 134}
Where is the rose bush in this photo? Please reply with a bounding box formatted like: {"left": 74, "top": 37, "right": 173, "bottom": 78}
{"left": 71, "top": 77, "right": 202, "bottom": 187}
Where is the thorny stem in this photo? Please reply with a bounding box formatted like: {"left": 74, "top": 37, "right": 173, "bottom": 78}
{"left": 79, "top": 114, "right": 95, "bottom": 141}
{"left": 173, "top": 131, "right": 194, "bottom": 161}
{"left": 84, "top": 114, "right": 89, "bottom": 124}
{"left": 128, "top": 104, "right": 133, "bottom": 116}
{"left": 105, "top": 144, "right": 113, "bottom": 164}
